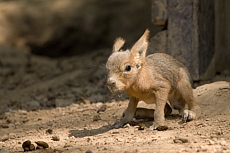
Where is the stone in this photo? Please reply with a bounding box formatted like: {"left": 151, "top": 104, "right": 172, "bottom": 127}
{"left": 52, "top": 135, "right": 60, "bottom": 141}
{"left": 86, "top": 149, "right": 92, "bottom": 153}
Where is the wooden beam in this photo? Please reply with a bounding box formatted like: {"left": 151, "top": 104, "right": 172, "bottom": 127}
{"left": 167, "top": 0, "right": 214, "bottom": 80}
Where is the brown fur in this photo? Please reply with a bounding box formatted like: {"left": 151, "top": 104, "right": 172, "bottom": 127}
{"left": 106, "top": 30, "right": 201, "bottom": 128}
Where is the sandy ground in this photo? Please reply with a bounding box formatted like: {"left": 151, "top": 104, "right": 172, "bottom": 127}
{"left": 0, "top": 46, "right": 230, "bottom": 153}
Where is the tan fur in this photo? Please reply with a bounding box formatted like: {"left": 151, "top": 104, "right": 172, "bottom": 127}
{"left": 106, "top": 29, "right": 201, "bottom": 129}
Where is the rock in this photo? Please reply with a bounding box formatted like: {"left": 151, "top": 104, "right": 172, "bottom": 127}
{"left": 35, "top": 141, "right": 49, "bottom": 148}
{"left": 22, "top": 140, "right": 32, "bottom": 151}
{"left": 138, "top": 123, "right": 146, "bottom": 130}
{"left": 97, "top": 104, "right": 106, "bottom": 113}
{"left": 93, "top": 115, "right": 101, "bottom": 121}
{"left": 52, "top": 136, "right": 60, "bottom": 141}
{"left": 174, "top": 139, "right": 183, "bottom": 144}
{"left": 86, "top": 149, "right": 93, "bottom": 153}
{"left": 156, "top": 126, "right": 168, "bottom": 131}
{"left": 111, "top": 130, "right": 120, "bottom": 134}
{"left": 46, "top": 129, "right": 53, "bottom": 134}
{"left": 22, "top": 140, "right": 31, "bottom": 148}
{"left": 95, "top": 102, "right": 103, "bottom": 108}
{"left": 1, "top": 124, "right": 9, "bottom": 128}
{"left": 173, "top": 138, "right": 189, "bottom": 143}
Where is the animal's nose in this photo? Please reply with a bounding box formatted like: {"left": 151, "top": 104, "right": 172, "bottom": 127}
{"left": 107, "top": 78, "right": 116, "bottom": 87}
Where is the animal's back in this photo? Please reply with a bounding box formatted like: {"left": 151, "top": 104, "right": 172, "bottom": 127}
{"left": 146, "top": 53, "right": 191, "bottom": 87}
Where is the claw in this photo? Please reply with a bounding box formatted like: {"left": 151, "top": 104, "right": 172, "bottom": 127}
{"left": 149, "top": 123, "right": 168, "bottom": 131}
{"left": 182, "top": 110, "right": 196, "bottom": 122}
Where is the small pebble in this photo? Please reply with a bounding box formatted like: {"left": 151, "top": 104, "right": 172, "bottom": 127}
{"left": 86, "top": 149, "right": 93, "bottom": 153}
{"left": 173, "top": 138, "right": 188, "bottom": 143}
{"left": 22, "top": 140, "right": 31, "bottom": 148}
{"left": 1, "top": 124, "right": 9, "bottom": 128}
{"left": 138, "top": 123, "right": 146, "bottom": 130}
{"left": 22, "top": 140, "right": 35, "bottom": 151}
{"left": 93, "top": 115, "right": 101, "bottom": 121}
{"left": 46, "top": 129, "right": 53, "bottom": 134}
{"left": 52, "top": 135, "right": 60, "bottom": 141}
{"left": 35, "top": 141, "right": 49, "bottom": 148}
{"left": 156, "top": 126, "right": 168, "bottom": 131}
{"left": 97, "top": 104, "right": 106, "bottom": 113}
{"left": 174, "top": 139, "right": 183, "bottom": 143}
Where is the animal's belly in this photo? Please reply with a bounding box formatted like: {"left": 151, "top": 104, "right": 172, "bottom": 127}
{"left": 140, "top": 95, "right": 156, "bottom": 104}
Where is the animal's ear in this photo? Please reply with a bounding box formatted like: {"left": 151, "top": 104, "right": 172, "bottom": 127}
{"left": 131, "top": 29, "right": 149, "bottom": 61}
{"left": 113, "top": 38, "right": 125, "bottom": 52}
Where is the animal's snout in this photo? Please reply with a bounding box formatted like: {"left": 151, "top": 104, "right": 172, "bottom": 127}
{"left": 107, "top": 78, "right": 116, "bottom": 87}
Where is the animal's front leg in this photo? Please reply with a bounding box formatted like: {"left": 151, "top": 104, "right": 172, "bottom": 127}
{"left": 152, "top": 87, "right": 170, "bottom": 130}
{"left": 114, "top": 96, "right": 138, "bottom": 128}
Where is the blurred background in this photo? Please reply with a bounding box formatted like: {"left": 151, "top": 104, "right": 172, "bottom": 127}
{"left": 0, "top": 0, "right": 161, "bottom": 56}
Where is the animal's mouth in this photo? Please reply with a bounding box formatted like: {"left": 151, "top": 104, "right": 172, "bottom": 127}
{"left": 107, "top": 85, "right": 122, "bottom": 93}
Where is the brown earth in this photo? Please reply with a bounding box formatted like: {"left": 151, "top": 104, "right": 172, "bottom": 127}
{"left": 0, "top": 46, "right": 230, "bottom": 153}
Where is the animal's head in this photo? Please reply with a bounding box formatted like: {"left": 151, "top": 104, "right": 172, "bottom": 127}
{"left": 106, "top": 29, "right": 149, "bottom": 93}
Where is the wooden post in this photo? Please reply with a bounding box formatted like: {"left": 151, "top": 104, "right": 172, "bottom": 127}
{"left": 151, "top": 0, "right": 215, "bottom": 81}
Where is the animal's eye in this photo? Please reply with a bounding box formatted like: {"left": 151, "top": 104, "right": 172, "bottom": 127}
{"left": 124, "top": 65, "right": 131, "bottom": 71}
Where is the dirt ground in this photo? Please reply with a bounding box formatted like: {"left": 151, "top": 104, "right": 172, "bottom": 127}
{"left": 0, "top": 46, "right": 230, "bottom": 153}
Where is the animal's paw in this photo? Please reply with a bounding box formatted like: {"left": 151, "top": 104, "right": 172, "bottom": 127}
{"left": 149, "top": 123, "right": 168, "bottom": 131}
{"left": 182, "top": 110, "right": 196, "bottom": 122}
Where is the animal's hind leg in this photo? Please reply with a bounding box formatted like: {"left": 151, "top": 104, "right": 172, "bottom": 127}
{"left": 172, "top": 99, "right": 186, "bottom": 116}
{"left": 179, "top": 84, "right": 201, "bottom": 122}
{"left": 177, "top": 69, "right": 201, "bottom": 122}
